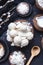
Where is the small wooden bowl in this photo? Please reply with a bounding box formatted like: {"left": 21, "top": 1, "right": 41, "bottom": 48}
{"left": 35, "top": 0, "right": 43, "bottom": 10}
{"left": 33, "top": 14, "right": 43, "bottom": 31}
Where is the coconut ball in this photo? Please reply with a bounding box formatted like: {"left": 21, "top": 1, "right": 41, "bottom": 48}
{"left": 16, "top": 23, "right": 23, "bottom": 29}
{"left": 21, "top": 39, "right": 29, "bottom": 47}
{"left": 14, "top": 36, "right": 21, "bottom": 46}
{"left": 8, "top": 23, "right": 16, "bottom": 30}
{"left": 26, "top": 32, "right": 33, "bottom": 40}
{"left": 18, "top": 31, "right": 27, "bottom": 37}
{"left": 6, "top": 30, "right": 10, "bottom": 35}
{"left": 19, "top": 25, "right": 27, "bottom": 31}
{"left": 27, "top": 26, "right": 31, "bottom": 32}
{"left": 9, "top": 30, "right": 17, "bottom": 37}
{"left": 7, "top": 35, "right": 13, "bottom": 42}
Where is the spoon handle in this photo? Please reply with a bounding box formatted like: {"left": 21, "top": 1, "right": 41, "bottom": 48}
{"left": 26, "top": 55, "right": 34, "bottom": 65}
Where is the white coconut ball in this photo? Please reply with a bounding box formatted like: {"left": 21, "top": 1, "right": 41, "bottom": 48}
{"left": 9, "top": 30, "right": 17, "bottom": 37}
{"left": 16, "top": 23, "right": 22, "bottom": 29}
{"left": 14, "top": 36, "right": 21, "bottom": 46}
{"left": 27, "top": 26, "right": 31, "bottom": 32}
{"left": 16, "top": 23, "right": 27, "bottom": 31}
{"left": 6, "top": 30, "right": 10, "bottom": 35}
{"left": 21, "top": 39, "right": 29, "bottom": 47}
{"left": 7, "top": 35, "right": 13, "bottom": 42}
{"left": 8, "top": 23, "right": 16, "bottom": 30}
{"left": 26, "top": 32, "right": 33, "bottom": 40}
{"left": 18, "top": 31, "right": 27, "bottom": 37}
{"left": 19, "top": 25, "right": 27, "bottom": 31}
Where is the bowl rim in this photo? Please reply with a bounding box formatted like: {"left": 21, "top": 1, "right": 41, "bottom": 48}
{"left": 0, "top": 39, "right": 9, "bottom": 63}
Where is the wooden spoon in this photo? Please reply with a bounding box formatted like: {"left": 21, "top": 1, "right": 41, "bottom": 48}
{"left": 26, "top": 46, "right": 40, "bottom": 65}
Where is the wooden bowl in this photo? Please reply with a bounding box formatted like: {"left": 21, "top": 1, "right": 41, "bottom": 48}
{"left": 33, "top": 14, "right": 43, "bottom": 31}
{"left": 35, "top": 0, "right": 43, "bottom": 10}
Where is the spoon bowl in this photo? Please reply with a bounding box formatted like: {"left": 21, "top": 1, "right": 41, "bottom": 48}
{"left": 31, "top": 46, "right": 40, "bottom": 56}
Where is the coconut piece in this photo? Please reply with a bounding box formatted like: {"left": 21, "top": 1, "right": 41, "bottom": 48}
{"left": 21, "top": 39, "right": 29, "bottom": 47}
{"left": 14, "top": 36, "right": 21, "bottom": 46}
{"left": 26, "top": 32, "right": 33, "bottom": 40}
{"left": 7, "top": 35, "right": 13, "bottom": 42}
{"left": 8, "top": 23, "right": 16, "bottom": 30}
{"left": 9, "top": 30, "right": 17, "bottom": 37}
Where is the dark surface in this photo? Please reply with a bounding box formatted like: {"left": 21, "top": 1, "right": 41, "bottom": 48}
{"left": 0, "top": 0, "right": 43, "bottom": 65}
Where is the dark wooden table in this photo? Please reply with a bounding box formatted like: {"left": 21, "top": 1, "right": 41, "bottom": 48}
{"left": 0, "top": 0, "right": 43, "bottom": 65}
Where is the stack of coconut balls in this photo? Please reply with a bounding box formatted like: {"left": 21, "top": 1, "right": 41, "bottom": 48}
{"left": 6, "top": 20, "right": 34, "bottom": 48}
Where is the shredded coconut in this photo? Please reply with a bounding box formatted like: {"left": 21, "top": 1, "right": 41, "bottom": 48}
{"left": 17, "top": 2, "right": 29, "bottom": 15}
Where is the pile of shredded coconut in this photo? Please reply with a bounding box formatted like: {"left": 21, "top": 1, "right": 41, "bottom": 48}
{"left": 9, "top": 51, "right": 26, "bottom": 65}
{"left": 17, "top": 2, "right": 29, "bottom": 15}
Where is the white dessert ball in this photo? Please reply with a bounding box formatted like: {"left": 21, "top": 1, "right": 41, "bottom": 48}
{"left": 17, "top": 22, "right": 27, "bottom": 31}
{"left": 14, "top": 36, "right": 21, "bottom": 46}
{"left": 8, "top": 23, "right": 16, "bottom": 30}
{"left": 6, "top": 30, "right": 10, "bottom": 35}
{"left": 7, "top": 35, "right": 13, "bottom": 42}
{"left": 26, "top": 32, "right": 33, "bottom": 40}
{"left": 9, "top": 30, "right": 17, "bottom": 37}
{"left": 16, "top": 23, "right": 22, "bottom": 29}
{"left": 21, "top": 39, "right": 29, "bottom": 47}
{"left": 27, "top": 26, "right": 31, "bottom": 32}
{"left": 18, "top": 31, "right": 27, "bottom": 37}
{"left": 19, "top": 25, "right": 27, "bottom": 31}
